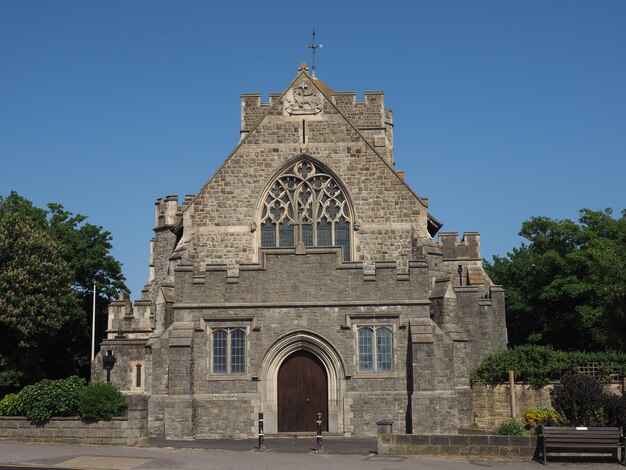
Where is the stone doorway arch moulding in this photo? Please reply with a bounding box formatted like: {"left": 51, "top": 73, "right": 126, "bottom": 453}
{"left": 260, "top": 330, "right": 347, "bottom": 434}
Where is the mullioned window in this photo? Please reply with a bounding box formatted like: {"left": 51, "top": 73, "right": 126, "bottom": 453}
{"left": 260, "top": 159, "right": 352, "bottom": 261}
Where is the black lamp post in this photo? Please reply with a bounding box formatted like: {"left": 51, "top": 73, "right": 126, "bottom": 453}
{"left": 102, "top": 350, "right": 116, "bottom": 383}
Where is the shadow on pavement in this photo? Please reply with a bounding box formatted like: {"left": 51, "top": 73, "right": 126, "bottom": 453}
{"left": 149, "top": 436, "right": 378, "bottom": 455}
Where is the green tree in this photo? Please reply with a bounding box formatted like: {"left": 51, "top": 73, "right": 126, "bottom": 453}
{"left": 485, "top": 209, "right": 626, "bottom": 351}
{"left": 0, "top": 192, "right": 127, "bottom": 392}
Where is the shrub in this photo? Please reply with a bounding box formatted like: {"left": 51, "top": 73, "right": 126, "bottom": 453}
{"left": 550, "top": 373, "right": 606, "bottom": 426}
{"left": 78, "top": 382, "right": 127, "bottom": 421}
{"left": 603, "top": 395, "right": 626, "bottom": 427}
{"left": 494, "top": 419, "right": 525, "bottom": 435}
{"left": 523, "top": 407, "right": 559, "bottom": 427}
{"left": 0, "top": 392, "right": 24, "bottom": 416}
{"left": 15, "top": 376, "right": 86, "bottom": 423}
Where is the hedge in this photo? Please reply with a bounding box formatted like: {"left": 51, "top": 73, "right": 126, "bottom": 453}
{"left": 0, "top": 377, "right": 127, "bottom": 423}
{"left": 471, "top": 345, "right": 626, "bottom": 388}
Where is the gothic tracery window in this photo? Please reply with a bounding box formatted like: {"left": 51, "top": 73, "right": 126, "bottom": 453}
{"left": 260, "top": 159, "right": 352, "bottom": 261}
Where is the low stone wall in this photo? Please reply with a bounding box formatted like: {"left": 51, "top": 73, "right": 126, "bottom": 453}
{"left": 0, "top": 395, "right": 148, "bottom": 446}
{"left": 472, "top": 382, "right": 553, "bottom": 429}
{"left": 472, "top": 381, "right": 625, "bottom": 429}
{"left": 377, "top": 433, "right": 538, "bottom": 458}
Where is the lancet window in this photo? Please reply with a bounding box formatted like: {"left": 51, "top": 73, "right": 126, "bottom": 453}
{"left": 212, "top": 328, "right": 246, "bottom": 375}
{"left": 260, "top": 159, "right": 352, "bottom": 261}
{"left": 357, "top": 326, "right": 393, "bottom": 373}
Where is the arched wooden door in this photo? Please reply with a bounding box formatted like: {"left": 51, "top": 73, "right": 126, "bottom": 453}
{"left": 278, "top": 350, "right": 328, "bottom": 432}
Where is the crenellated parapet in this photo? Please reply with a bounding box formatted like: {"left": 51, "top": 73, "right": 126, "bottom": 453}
{"left": 240, "top": 94, "right": 271, "bottom": 134}
{"left": 331, "top": 91, "right": 393, "bottom": 164}
{"left": 171, "top": 248, "right": 431, "bottom": 314}
{"left": 437, "top": 232, "right": 481, "bottom": 261}
{"left": 331, "top": 91, "right": 386, "bottom": 129}
{"left": 238, "top": 79, "right": 395, "bottom": 164}
{"left": 106, "top": 292, "right": 153, "bottom": 339}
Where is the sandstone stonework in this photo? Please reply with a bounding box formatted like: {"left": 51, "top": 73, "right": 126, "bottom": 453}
{"left": 92, "top": 65, "right": 507, "bottom": 439}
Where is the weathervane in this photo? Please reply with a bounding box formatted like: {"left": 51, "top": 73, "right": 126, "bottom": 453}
{"left": 306, "top": 29, "right": 323, "bottom": 78}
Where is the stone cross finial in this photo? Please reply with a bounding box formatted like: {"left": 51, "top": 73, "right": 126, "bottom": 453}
{"left": 298, "top": 62, "right": 309, "bottom": 74}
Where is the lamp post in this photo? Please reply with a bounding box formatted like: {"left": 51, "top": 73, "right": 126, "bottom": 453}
{"left": 102, "top": 350, "right": 116, "bottom": 383}
{"left": 91, "top": 282, "right": 96, "bottom": 361}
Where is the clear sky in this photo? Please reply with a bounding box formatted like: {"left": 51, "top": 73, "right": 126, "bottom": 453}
{"left": 1, "top": 1, "right": 625, "bottom": 298}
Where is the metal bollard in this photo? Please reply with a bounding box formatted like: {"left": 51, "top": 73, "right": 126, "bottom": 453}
{"left": 258, "top": 412, "right": 265, "bottom": 450}
{"left": 316, "top": 412, "right": 323, "bottom": 453}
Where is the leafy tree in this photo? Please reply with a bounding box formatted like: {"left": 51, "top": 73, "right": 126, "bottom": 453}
{"left": 485, "top": 209, "right": 626, "bottom": 351}
{"left": 0, "top": 192, "right": 127, "bottom": 393}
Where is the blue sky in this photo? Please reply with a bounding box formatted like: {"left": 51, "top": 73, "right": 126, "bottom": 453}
{"left": 1, "top": 1, "right": 625, "bottom": 297}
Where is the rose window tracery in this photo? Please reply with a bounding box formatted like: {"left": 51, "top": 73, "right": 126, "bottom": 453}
{"left": 260, "top": 160, "right": 352, "bottom": 260}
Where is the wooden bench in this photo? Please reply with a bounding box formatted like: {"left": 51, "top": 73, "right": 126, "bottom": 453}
{"left": 541, "top": 426, "right": 625, "bottom": 465}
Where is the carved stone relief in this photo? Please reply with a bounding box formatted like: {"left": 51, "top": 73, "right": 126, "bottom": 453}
{"left": 284, "top": 80, "right": 322, "bottom": 115}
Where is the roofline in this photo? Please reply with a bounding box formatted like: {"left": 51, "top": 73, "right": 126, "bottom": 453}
{"left": 185, "top": 68, "right": 433, "bottom": 219}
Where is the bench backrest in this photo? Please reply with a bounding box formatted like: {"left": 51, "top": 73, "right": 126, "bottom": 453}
{"left": 543, "top": 427, "right": 622, "bottom": 445}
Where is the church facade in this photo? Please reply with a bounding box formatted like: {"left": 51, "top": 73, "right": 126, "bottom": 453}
{"left": 93, "top": 65, "right": 507, "bottom": 439}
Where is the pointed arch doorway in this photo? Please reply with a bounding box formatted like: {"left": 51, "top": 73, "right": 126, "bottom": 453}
{"left": 277, "top": 350, "right": 328, "bottom": 432}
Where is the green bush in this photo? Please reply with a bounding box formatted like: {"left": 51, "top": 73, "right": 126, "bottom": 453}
{"left": 0, "top": 392, "right": 24, "bottom": 416}
{"left": 13, "top": 376, "right": 86, "bottom": 423}
{"left": 494, "top": 419, "right": 525, "bottom": 435}
{"left": 471, "top": 346, "right": 626, "bottom": 388}
{"left": 78, "top": 382, "right": 127, "bottom": 421}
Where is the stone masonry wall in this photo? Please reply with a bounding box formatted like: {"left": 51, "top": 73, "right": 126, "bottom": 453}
{"left": 175, "top": 250, "right": 430, "bottom": 306}
{"left": 0, "top": 396, "right": 148, "bottom": 446}
{"left": 184, "top": 73, "right": 429, "bottom": 276}
{"left": 378, "top": 433, "right": 538, "bottom": 458}
{"left": 144, "top": 250, "right": 432, "bottom": 438}
{"left": 455, "top": 286, "right": 507, "bottom": 369}
{"left": 472, "top": 382, "right": 625, "bottom": 429}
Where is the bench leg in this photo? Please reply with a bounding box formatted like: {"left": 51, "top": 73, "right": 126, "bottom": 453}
{"left": 543, "top": 439, "right": 547, "bottom": 465}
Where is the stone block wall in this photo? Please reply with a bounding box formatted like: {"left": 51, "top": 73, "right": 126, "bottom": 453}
{"left": 472, "top": 381, "right": 625, "bottom": 429}
{"left": 174, "top": 250, "right": 430, "bottom": 306}
{"left": 193, "top": 396, "right": 255, "bottom": 439}
{"left": 182, "top": 73, "right": 429, "bottom": 277}
{"left": 142, "top": 249, "right": 433, "bottom": 438}
{"left": 92, "top": 339, "right": 147, "bottom": 392}
{"left": 455, "top": 286, "right": 507, "bottom": 369}
{"left": 378, "top": 433, "right": 538, "bottom": 458}
{"left": 347, "top": 392, "right": 408, "bottom": 436}
{"left": 331, "top": 92, "right": 385, "bottom": 129}
{"left": 472, "top": 383, "right": 553, "bottom": 429}
{"left": 0, "top": 395, "right": 148, "bottom": 446}
{"left": 437, "top": 232, "right": 480, "bottom": 262}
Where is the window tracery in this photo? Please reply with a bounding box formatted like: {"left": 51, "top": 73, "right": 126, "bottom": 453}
{"left": 260, "top": 159, "right": 352, "bottom": 260}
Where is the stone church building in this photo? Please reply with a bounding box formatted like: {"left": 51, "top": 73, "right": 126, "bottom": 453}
{"left": 93, "top": 65, "right": 507, "bottom": 439}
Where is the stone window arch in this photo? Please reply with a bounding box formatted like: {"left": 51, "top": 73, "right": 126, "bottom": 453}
{"left": 259, "top": 158, "right": 353, "bottom": 261}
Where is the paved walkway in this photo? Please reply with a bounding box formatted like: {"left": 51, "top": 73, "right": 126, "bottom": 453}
{"left": 149, "top": 436, "right": 377, "bottom": 454}
{"left": 0, "top": 439, "right": 624, "bottom": 470}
